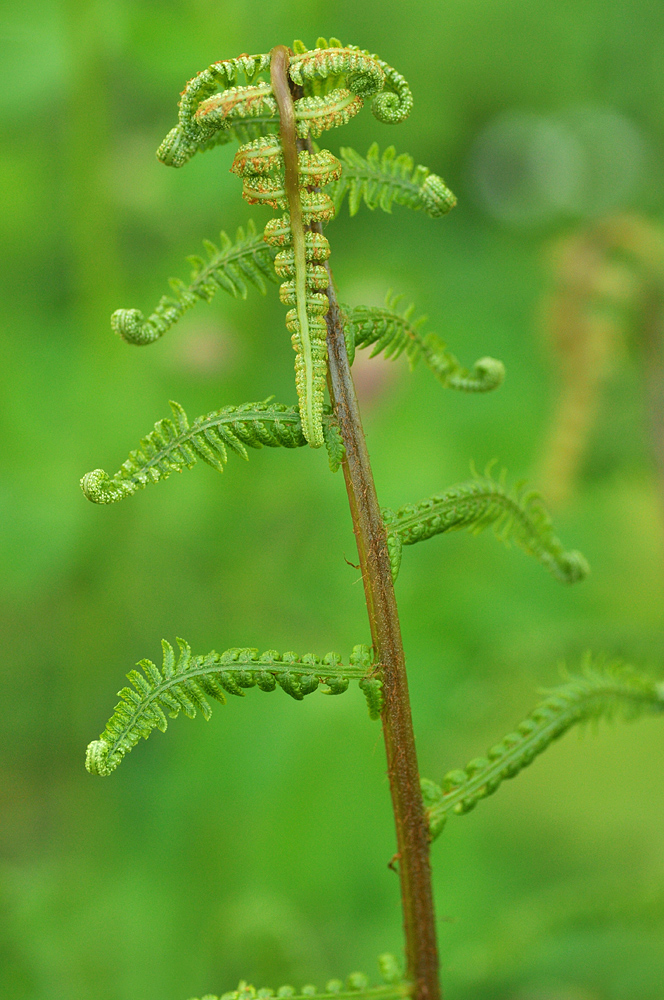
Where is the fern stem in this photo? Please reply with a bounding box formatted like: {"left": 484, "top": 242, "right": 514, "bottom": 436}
{"left": 325, "top": 247, "right": 440, "bottom": 1000}
{"left": 281, "top": 82, "right": 441, "bottom": 1000}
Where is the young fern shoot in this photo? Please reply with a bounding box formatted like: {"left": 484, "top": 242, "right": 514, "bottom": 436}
{"left": 82, "top": 36, "right": 663, "bottom": 1000}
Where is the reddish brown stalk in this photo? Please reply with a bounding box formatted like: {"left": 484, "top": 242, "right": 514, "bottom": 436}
{"left": 270, "top": 46, "right": 441, "bottom": 1000}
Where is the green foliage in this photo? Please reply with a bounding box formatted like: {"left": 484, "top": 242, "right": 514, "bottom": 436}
{"left": 7, "top": 12, "right": 664, "bottom": 1000}
{"left": 148, "top": 40, "right": 447, "bottom": 452}
{"left": 156, "top": 42, "right": 413, "bottom": 170}
{"left": 330, "top": 144, "right": 456, "bottom": 219}
{"left": 421, "top": 660, "right": 664, "bottom": 839}
{"left": 67, "top": 33, "right": 648, "bottom": 1000}
{"left": 86, "top": 640, "right": 380, "bottom": 776}
{"left": 112, "top": 221, "right": 277, "bottom": 346}
{"left": 80, "top": 401, "right": 345, "bottom": 505}
{"left": 382, "top": 472, "right": 590, "bottom": 582}
{"left": 188, "top": 953, "right": 410, "bottom": 1000}
{"left": 157, "top": 52, "right": 274, "bottom": 167}
{"left": 342, "top": 292, "right": 505, "bottom": 389}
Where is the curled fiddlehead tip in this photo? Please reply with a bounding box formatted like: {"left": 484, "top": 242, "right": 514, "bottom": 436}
{"left": 467, "top": 356, "right": 506, "bottom": 391}
{"left": 419, "top": 174, "right": 457, "bottom": 217}
{"left": 80, "top": 469, "right": 132, "bottom": 504}
{"left": 558, "top": 549, "right": 591, "bottom": 584}
{"left": 370, "top": 63, "right": 413, "bottom": 125}
{"left": 111, "top": 308, "right": 155, "bottom": 346}
{"left": 85, "top": 739, "right": 113, "bottom": 777}
{"left": 157, "top": 125, "right": 197, "bottom": 167}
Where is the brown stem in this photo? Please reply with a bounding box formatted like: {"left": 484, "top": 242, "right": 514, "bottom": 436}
{"left": 270, "top": 46, "right": 441, "bottom": 1000}
{"left": 325, "top": 276, "right": 441, "bottom": 1000}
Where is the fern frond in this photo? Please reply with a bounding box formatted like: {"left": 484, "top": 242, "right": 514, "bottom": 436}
{"left": 86, "top": 640, "right": 379, "bottom": 776}
{"left": 330, "top": 144, "right": 456, "bottom": 219}
{"left": 159, "top": 111, "right": 280, "bottom": 167}
{"left": 292, "top": 37, "right": 344, "bottom": 96}
{"left": 156, "top": 53, "right": 274, "bottom": 167}
{"left": 189, "top": 954, "right": 410, "bottom": 1000}
{"left": 80, "top": 401, "right": 345, "bottom": 504}
{"left": 343, "top": 293, "right": 505, "bottom": 390}
{"left": 382, "top": 472, "right": 589, "bottom": 583}
{"left": 111, "top": 221, "right": 278, "bottom": 346}
{"left": 421, "top": 659, "right": 664, "bottom": 840}
{"left": 196, "top": 114, "right": 281, "bottom": 153}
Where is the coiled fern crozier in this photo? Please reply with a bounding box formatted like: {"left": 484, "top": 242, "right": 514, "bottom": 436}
{"left": 83, "top": 37, "right": 664, "bottom": 1000}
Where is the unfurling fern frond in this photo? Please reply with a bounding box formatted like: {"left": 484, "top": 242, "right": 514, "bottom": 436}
{"left": 343, "top": 293, "right": 505, "bottom": 389}
{"left": 188, "top": 954, "right": 411, "bottom": 1000}
{"left": 157, "top": 43, "right": 412, "bottom": 171}
{"left": 421, "top": 659, "right": 664, "bottom": 840}
{"left": 382, "top": 472, "right": 589, "bottom": 583}
{"left": 330, "top": 144, "right": 456, "bottom": 219}
{"left": 157, "top": 52, "right": 274, "bottom": 168}
{"left": 86, "top": 641, "right": 380, "bottom": 776}
{"left": 291, "top": 36, "right": 352, "bottom": 97}
{"left": 112, "top": 221, "right": 277, "bottom": 346}
{"left": 80, "top": 400, "right": 345, "bottom": 505}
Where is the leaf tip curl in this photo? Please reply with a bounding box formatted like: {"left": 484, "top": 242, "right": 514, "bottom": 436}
{"left": 85, "top": 739, "right": 113, "bottom": 776}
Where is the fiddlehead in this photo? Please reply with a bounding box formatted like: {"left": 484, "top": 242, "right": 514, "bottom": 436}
{"left": 232, "top": 45, "right": 338, "bottom": 449}
{"left": 382, "top": 471, "right": 589, "bottom": 583}
{"left": 343, "top": 292, "right": 505, "bottom": 389}
{"left": 421, "top": 659, "right": 664, "bottom": 840}
{"left": 188, "top": 954, "right": 411, "bottom": 1000}
{"left": 112, "top": 221, "right": 278, "bottom": 345}
{"left": 80, "top": 400, "right": 345, "bottom": 504}
{"left": 156, "top": 40, "right": 410, "bottom": 169}
{"left": 152, "top": 41, "right": 452, "bottom": 449}
{"left": 330, "top": 144, "right": 456, "bottom": 219}
{"left": 157, "top": 53, "right": 275, "bottom": 167}
{"left": 86, "top": 640, "right": 380, "bottom": 776}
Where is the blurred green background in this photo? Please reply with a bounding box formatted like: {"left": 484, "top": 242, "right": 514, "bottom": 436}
{"left": 2, "top": 2, "right": 664, "bottom": 999}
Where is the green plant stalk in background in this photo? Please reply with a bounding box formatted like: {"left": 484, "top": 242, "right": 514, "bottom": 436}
{"left": 82, "top": 38, "right": 664, "bottom": 1000}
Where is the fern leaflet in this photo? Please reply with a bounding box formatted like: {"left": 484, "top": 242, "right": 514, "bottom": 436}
{"left": 343, "top": 293, "right": 505, "bottom": 390}
{"left": 80, "top": 400, "right": 345, "bottom": 504}
{"left": 382, "top": 472, "right": 589, "bottom": 583}
{"left": 195, "top": 112, "right": 280, "bottom": 154}
{"left": 86, "top": 640, "right": 380, "bottom": 776}
{"left": 421, "top": 659, "right": 664, "bottom": 840}
{"left": 112, "top": 221, "right": 278, "bottom": 345}
{"left": 189, "top": 953, "right": 411, "bottom": 1000}
{"left": 330, "top": 143, "right": 456, "bottom": 218}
